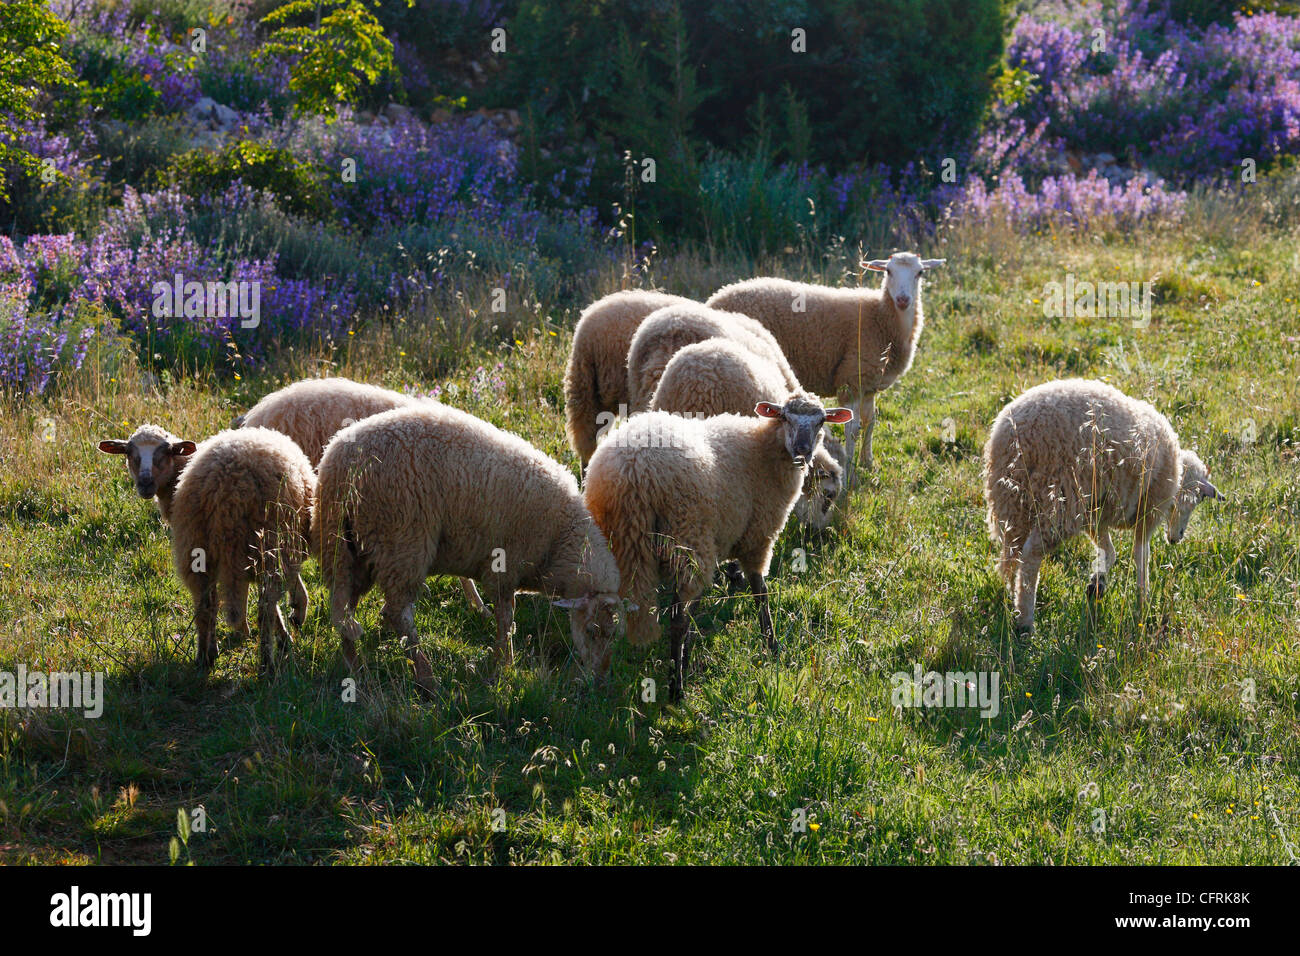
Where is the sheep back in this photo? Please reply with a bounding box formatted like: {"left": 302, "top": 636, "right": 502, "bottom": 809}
{"left": 983, "top": 378, "right": 1182, "bottom": 553}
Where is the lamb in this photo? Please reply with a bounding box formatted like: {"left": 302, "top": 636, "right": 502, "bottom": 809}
{"left": 584, "top": 397, "right": 853, "bottom": 698}
{"left": 238, "top": 376, "right": 486, "bottom": 614}
{"left": 101, "top": 425, "right": 314, "bottom": 672}
{"left": 706, "top": 252, "right": 945, "bottom": 475}
{"left": 312, "top": 402, "right": 624, "bottom": 690}
{"left": 625, "top": 301, "right": 801, "bottom": 414}
{"left": 563, "top": 290, "right": 696, "bottom": 466}
{"left": 793, "top": 430, "right": 847, "bottom": 532}
{"left": 98, "top": 424, "right": 196, "bottom": 523}
{"left": 982, "top": 378, "right": 1223, "bottom": 635}
{"left": 649, "top": 338, "right": 847, "bottom": 531}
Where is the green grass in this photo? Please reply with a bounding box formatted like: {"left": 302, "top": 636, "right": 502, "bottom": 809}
{"left": 1, "top": 216, "right": 1298, "bottom": 865}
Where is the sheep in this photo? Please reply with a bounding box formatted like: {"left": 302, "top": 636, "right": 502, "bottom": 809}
{"left": 584, "top": 397, "right": 853, "bottom": 698}
{"left": 706, "top": 252, "right": 945, "bottom": 476}
{"left": 312, "top": 402, "right": 623, "bottom": 690}
{"left": 98, "top": 424, "right": 196, "bottom": 523}
{"left": 794, "top": 430, "right": 847, "bottom": 532}
{"left": 101, "top": 426, "right": 314, "bottom": 671}
{"left": 649, "top": 338, "right": 847, "bottom": 531}
{"left": 982, "top": 378, "right": 1223, "bottom": 635}
{"left": 238, "top": 376, "right": 487, "bottom": 615}
{"left": 563, "top": 290, "right": 696, "bottom": 466}
{"left": 625, "top": 301, "right": 801, "bottom": 414}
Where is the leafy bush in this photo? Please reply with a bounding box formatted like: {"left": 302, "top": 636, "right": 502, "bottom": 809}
{"left": 166, "top": 141, "right": 332, "bottom": 220}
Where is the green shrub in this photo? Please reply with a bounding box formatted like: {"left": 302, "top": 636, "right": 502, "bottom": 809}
{"left": 166, "top": 140, "right": 332, "bottom": 220}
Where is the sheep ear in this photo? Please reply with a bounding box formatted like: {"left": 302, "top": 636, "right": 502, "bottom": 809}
{"left": 552, "top": 597, "right": 583, "bottom": 609}
{"left": 754, "top": 402, "right": 783, "bottom": 419}
{"left": 823, "top": 408, "right": 854, "bottom": 424}
{"left": 98, "top": 440, "right": 128, "bottom": 454}
{"left": 921, "top": 258, "right": 946, "bottom": 270}
{"left": 1197, "top": 479, "right": 1223, "bottom": 501}
{"left": 172, "top": 440, "right": 197, "bottom": 456}
{"left": 862, "top": 259, "right": 888, "bottom": 271}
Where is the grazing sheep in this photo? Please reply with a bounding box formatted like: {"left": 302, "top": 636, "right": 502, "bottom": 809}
{"left": 313, "top": 403, "right": 623, "bottom": 690}
{"left": 584, "top": 397, "right": 853, "bottom": 698}
{"left": 706, "top": 252, "right": 945, "bottom": 474}
{"left": 650, "top": 338, "right": 847, "bottom": 531}
{"left": 794, "top": 430, "right": 847, "bottom": 532}
{"left": 625, "top": 301, "right": 801, "bottom": 414}
{"left": 238, "top": 376, "right": 487, "bottom": 614}
{"left": 983, "top": 378, "right": 1223, "bottom": 634}
{"left": 564, "top": 290, "right": 696, "bottom": 465}
{"left": 98, "top": 424, "right": 196, "bottom": 523}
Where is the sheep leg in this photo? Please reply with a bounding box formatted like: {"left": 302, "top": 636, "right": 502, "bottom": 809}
{"left": 460, "top": 576, "right": 490, "bottom": 617}
{"left": 382, "top": 597, "right": 435, "bottom": 695}
{"left": 331, "top": 581, "right": 364, "bottom": 674}
{"left": 493, "top": 590, "right": 516, "bottom": 666}
{"left": 1086, "top": 528, "right": 1116, "bottom": 599}
{"left": 194, "top": 576, "right": 218, "bottom": 672}
{"left": 748, "top": 572, "right": 779, "bottom": 657}
{"left": 667, "top": 577, "right": 705, "bottom": 701}
{"left": 1014, "top": 529, "right": 1045, "bottom": 635}
{"left": 857, "top": 392, "right": 876, "bottom": 474}
{"left": 1133, "top": 526, "right": 1154, "bottom": 608}
{"left": 288, "top": 567, "right": 309, "bottom": 630}
{"left": 229, "top": 577, "right": 252, "bottom": 644}
{"left": 257, "top": 570, "right": 292, "bottom": 675}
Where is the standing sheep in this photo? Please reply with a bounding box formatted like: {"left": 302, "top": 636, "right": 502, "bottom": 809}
{"left": 237, "top": 376, "right": 486, "bottom": 614}
{"left": 313, "top": 403, "right": 623, "bottom": 690}
{"left": 650, "top": 338, "right": 847, "bottom": 531}
{"left": 625, "top": 302, "right": 801, "bottom": 413}
{"left": 102, "top": 426, "right": 314, "bottom": 672}
{"left": 983, "top": 379, "right": 1223, "bottom": 634}
{"left": 564, "top": 290, "right": 696, "bottom": 466}
{"left": 584, "top": 397, "right": 853, "bottom": 698}
{"left": 706, "top": 252, "right": 945, "bottom": 475}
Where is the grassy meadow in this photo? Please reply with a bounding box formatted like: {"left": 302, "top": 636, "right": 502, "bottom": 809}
{"left": 1, "top": 206, "right": 1298, "bottom": 865}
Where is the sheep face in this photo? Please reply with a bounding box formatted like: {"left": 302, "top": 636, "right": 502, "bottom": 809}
{"left": 863, "top": 252, "right": 946, "bottom": 313}
{"left": 98, "top": 426, "right": 196, "bottom": 499}
{"left": 798, "top": 443, "right": 845, "bottom": 531}
{"left": 560, "top": 594, "right": 621, "bottom": 677}
{"left": 1166, "top": 449, "right": 1223, "bottom": 544}
{"left": 755, "top": 398, "right": 854, "bottom": 466}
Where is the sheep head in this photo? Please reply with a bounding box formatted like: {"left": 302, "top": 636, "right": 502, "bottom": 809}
{"left": 1166, "top": 448, "right": 1223, "bottom": 544}
{"left": 98, "top": 425, "right": 196, "bottom": 500}
{"left": 755, "top": 396, "right": 853, "bottom": 467}
{"left": 862, "top": 252, "right": 945, "bottom": 313}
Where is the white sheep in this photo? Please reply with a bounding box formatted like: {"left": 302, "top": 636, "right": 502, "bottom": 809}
{"left": 102, "top": 425, "right": 314, "bottom": 672}
{"left": 649, "top": 338, "right": 847, "bottom": 531}
{"left": 563, "top": 290, "right": 696, "bottom": 466}
{"left": 584, "top": 397, "right": 852, "bottom": 698}
{"left": 625, "top": 301, "right": 801, "bottom": 414}
{"left": 983, "top": 378, "right": 1223, "bottom": 634}
{"left": 706, "top": 252, "right": 945, "bottom": 475}
{"left": 312, "top": 402, "right": 623, "bottom": 691}
{"left": 239, "top": 376, "right": 487, "bottom": 615}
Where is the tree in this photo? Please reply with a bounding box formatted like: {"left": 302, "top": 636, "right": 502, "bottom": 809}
{"left": 0, "top": 1, "right": 75, "bottom": 200}
{"left": 257, "top": 0, "right": 404, "bottom": 119}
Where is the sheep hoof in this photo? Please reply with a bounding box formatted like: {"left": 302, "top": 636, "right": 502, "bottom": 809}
{"left": 1013, "top": 622, "right": 1034, "bottom": 639}
{"left": 1086, "top": 574, "right": 1107, "bottom": 600}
